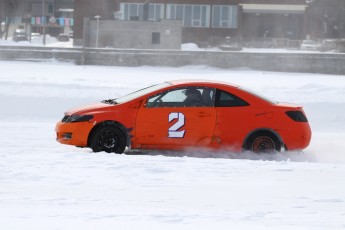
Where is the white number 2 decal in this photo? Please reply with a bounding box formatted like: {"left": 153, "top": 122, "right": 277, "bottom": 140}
{"left": 168, "top": 112, "right": 185, "bottom": 138}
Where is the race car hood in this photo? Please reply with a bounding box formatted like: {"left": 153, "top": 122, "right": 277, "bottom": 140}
{"left": 65, "top": 102, "right": 113, "bottom": 115}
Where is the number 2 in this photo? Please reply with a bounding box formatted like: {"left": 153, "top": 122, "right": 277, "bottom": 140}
{"left": 168, "top": 112, "right": 185, "bottom": 138}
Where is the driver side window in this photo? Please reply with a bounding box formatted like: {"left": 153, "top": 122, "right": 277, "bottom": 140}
{"left": 146, "top": 87, "right": 215, "bottom": 108}
{"left": 146, "top": 88, "right": 186, "bottom": 108}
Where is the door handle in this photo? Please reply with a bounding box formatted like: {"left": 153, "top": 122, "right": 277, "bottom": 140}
{"left": 197, "top": 112, "right": 211, "bottom": 117}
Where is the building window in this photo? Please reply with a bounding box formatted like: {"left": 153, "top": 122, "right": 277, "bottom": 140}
{"left": 166, "top": 4, "right": 210, "bottom": 28}
{"left": 48, "top": 4, "right": 54, "bottom": 14}
{"left": 148, "top": 4, "right": 164, "bottom": 21}
{"left": 120, "top": 3, "right": 144, "bottom": 21}
{"left": 152, "top": 32, "right": 160, "bottom": 44}
{"left": 120, "top": 3, "right": 164, "bottom": 21}
{"left": 212, "top": 5, "right": 238, "bottom": 28}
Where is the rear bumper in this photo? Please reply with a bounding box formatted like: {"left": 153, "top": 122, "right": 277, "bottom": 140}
{"left": 55, "top": 121, "right": 94, "bottom": 147}
{"left": 280, "top": 123, "right": 312, "bottom": 151}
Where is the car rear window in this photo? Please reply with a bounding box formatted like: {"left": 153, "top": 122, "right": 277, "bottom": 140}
{"left": 215, "top": 90, "right": 249, "bottom": 107}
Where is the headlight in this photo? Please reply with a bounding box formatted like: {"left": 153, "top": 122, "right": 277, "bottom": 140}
{"left": 62, "top": 114, "right": 94, "bottom": 123}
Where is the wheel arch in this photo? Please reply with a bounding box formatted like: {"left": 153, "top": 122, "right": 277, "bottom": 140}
{"left": 242, "top": 128, "right": 284, "bottom": 151}
{"left": 87, "top": 120, "right": 130, "bottom": 148}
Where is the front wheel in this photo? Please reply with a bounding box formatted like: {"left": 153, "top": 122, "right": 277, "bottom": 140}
{"left": 90, "top": 126, "right": 126, "bottom": 153}
{"left": 245, "top": 132, "right": 281, "bottom": 153}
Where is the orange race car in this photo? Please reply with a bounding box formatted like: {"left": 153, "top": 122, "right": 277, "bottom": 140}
{"left": 56, "top": 80, "right": 311, "bottom": 154}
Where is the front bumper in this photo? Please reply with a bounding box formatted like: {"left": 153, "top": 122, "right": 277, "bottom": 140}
{"left": 55, "top": 121, "right": 94, "bottom": 147}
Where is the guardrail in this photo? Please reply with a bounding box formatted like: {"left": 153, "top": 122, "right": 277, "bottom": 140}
{"left": 1, "top": 46, "right": 345, "bottom": 75}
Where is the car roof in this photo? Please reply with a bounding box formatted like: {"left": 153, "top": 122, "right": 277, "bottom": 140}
{"left": 167, "top": 79, "right": 239, "bottom": 88}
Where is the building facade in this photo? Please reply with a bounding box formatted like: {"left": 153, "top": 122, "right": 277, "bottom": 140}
{"left": 74, "top": 0, "right": 310, "bottom": 47}
{"left": 3, "top": 0, "right": 343, "bottom": 46}
{"left": 84, "top": 18, "right": 182, "bottom": 49}
{"left": 241, "top": 0, "right": 307, "bottom": 41}
{"left": 0, "top": 0, "right": 74, "bottom": 39}
{"left": 306, "top": 0, "right": 345, "bottom": 39}
{"left": 29, "top": 0, "right": 74, "bottom": 36}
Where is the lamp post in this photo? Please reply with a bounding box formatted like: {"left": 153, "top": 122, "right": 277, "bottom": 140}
{"left": 305, "top": 0, "right": 314, "bottom": 40}
{"left": 94, "top": 15, "right": 101, "bottom": 48}
{"left": 28, "top": 13, "right": 32, "bottom": 43}
{"left": 42, "top": 0, "right": 46, "bottom": 45}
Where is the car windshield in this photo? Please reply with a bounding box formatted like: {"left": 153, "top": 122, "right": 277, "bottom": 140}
{"left": 104, "top": 82, "right": 172, "bottom": 104}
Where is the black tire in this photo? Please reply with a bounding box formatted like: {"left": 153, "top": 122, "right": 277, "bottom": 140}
{"left": 90, "top": 126, "right": 126, "bottom": 153}
{"left": 245, "top": 132, "right": 281, "bottom": 153}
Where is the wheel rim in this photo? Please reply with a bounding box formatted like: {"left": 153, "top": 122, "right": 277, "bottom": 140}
{"left": 98, "top": 130, "right": 120, "bottom": 152}
{"left": 251, "top": 136, "right": 276, "bottom": 153}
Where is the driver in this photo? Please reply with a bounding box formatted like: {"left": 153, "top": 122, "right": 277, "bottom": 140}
{"left": 184, "top": 88, "right": 203, "bottom": 106}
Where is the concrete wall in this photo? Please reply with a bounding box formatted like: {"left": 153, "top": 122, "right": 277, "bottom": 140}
{"left": 0, "top": 46, "right": 345, "bottom": 75}
{"left": 82, "top": 50, "right": 345, "bottom": 75}
{"left": 84, "top": 19, "right": 182, "bottom": 49}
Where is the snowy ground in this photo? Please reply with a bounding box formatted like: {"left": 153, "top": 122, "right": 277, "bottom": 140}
{"left": 1, "top": 60, "right": 345, "bottom": 229}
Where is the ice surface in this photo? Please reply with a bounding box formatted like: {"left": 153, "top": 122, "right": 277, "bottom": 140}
{"left": 0, "top": 60, "right": 345, "bottom": 229}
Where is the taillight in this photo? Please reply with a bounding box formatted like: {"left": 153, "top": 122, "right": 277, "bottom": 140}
{"left": 286, "top": 111, "right": 308, "bottom": 122}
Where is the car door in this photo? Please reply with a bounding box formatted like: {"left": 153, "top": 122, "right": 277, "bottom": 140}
{"left": 213, "top": 89, "right": 252, "bottom": 151}
{"left": 135, "top": 87, "right": 217, "bottom": 150}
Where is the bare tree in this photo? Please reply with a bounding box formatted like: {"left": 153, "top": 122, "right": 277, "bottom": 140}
{"left": 0, "top": 0, "right": 18, "bottom": 40}
{"left": 307, "top": 0, "right": 345, "bottom": 39}
{"left": 0, "top": 0, "right": 4, "bottom": 39}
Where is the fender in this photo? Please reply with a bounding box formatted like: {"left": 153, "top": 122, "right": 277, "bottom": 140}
{"left": 88, "top": 120, "right": 131, "bottom": 148}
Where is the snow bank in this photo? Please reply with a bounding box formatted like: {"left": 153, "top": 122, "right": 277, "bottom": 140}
{"left": 0, "top": 35, "right": 73, "bottom": 48}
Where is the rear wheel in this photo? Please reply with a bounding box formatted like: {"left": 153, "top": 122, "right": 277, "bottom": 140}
{"left": 245, "top": 132, "right": 281, "bottom": 153}
{"left": 90, "top": 126, "right": 126, "bottom": 153}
